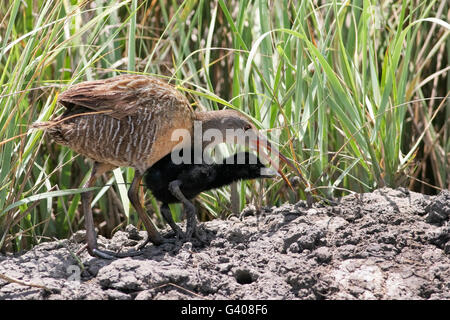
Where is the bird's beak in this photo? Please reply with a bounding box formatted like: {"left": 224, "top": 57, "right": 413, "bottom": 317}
{"left": 249, "top": 133, "right": 297, "bottom": 191}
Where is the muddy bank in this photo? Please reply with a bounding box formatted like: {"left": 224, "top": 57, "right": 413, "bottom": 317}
{"left": 0, "top": 188, "right": 449, "bottom": 300}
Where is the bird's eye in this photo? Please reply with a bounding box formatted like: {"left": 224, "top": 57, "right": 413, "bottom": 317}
{"left": 244, "top": 124, "right": 252, "bottom": 131}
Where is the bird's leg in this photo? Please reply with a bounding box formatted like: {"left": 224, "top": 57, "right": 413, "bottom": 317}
{"left": 81, "top": 163, "right": 103, "bottom": 257}
{"left": 82, "top": 163, "right": 141, "bottom": 259}
{"left": 160, "top": 203, "right": 185, "bottom": 239}
{"left": 168, "top": 180, "right": 199, "bottom": 241}
{"left": 128, "top": 171, "right": 164, "bottom": 250}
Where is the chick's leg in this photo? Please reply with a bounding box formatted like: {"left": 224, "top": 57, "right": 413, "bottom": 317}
{"left": 160, "top": 203, "right": 185, "bottom": 239}
{"left": 168, "top": 180, "right": 199, "bottom": 241}
{"left": 128, "top": 170, "right": 164, "bottom": 250}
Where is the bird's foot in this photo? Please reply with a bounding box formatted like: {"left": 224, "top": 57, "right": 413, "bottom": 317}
{"left": 134, "top": 233, "right": 177, "bottom": 251}
{"left": 168, "top": 223, "right": 186, "bottom": 241}
{"left": 185, "top": 219, "right": 208, "bottom": 244}
{"left": 134, "top": 236, "right": 150, "bottom": 252}
{"left": 159, "top": 204, "right": 185, "bottom": 240}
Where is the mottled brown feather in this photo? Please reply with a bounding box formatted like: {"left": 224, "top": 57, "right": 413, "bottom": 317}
{"left": 49, "top": 75, "right": 195, "bottom": 172}
{"left": 58, "top": 75, "right": 191, "bottom": 120}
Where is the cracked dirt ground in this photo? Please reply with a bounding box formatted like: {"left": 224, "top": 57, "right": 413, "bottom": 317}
{"left": 0, "top": 188, "right": 449, "bottom": 300}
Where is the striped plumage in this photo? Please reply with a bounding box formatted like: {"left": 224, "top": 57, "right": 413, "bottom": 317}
{"left": 49, "top": 75, "right": 193, "bottom": 172}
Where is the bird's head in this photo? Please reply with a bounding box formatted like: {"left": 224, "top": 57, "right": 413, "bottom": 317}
{"left": 226, "top": 152, "right": 278, "bottom": 179}
{"left": 194, "top": 109, "right": 300, "bottom": 190}
{"left": 195, "top": 109, "right": 255, "bottom": 133}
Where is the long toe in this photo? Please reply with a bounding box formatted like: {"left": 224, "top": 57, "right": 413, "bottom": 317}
{"left": 92, "top": 247, "right": 142, "bottom": 260}
{"left": 135, "top": 227, "right": 182, "bottom": 251}
{"left": 136, "top": 234, "right": 179, "bottom": 252}
{"left": 163, "top": 222, "right": 185, "bottom": 241}
{"left": 185, "top": 219, "right": 208, "bottom": 245}
{"left": 115, "top": 249, "right": 142, "bottom": 258}
{"left": 135, "top": 234, "right": 150, "bottom": 251}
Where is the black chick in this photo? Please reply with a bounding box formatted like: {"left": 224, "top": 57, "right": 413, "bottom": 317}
{"left": 144, "top": 150, "right": 274, "bottom": 240}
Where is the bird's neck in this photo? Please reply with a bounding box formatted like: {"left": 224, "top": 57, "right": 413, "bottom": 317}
{"left": 193, "top": 111, "right": 227, "bottom": 150}
{"left": 194, "top": 111, "right": 224, "bottom": 132}
{"left": 209, "top": 162, "right": 257, "bottom": 189}
{"left": 206, "top": 163, "right": 241, "bottom": 189}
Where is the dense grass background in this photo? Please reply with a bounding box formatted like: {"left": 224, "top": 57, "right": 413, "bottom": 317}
{"left": 0, "top": 0, "right": 448, "bottom": 252}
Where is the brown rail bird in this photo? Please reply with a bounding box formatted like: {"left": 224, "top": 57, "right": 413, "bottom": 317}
{"left": 34, "top": 74, "right": 297, "bottom": 259}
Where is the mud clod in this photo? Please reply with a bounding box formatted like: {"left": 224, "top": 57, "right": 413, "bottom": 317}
{"left": 426, "top": 190, "right": 450, "bottom": 225}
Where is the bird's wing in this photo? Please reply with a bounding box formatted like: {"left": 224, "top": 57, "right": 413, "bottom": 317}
{"left": 57, "top": 75, "right": 190, "bottom": 120}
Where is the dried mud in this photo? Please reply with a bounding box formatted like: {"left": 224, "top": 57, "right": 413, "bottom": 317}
{"left": 1, "top": 188, "right": 449, "bottom": 300}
